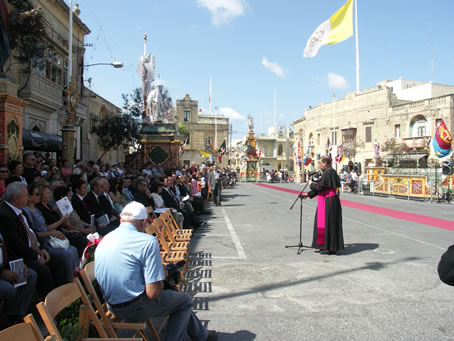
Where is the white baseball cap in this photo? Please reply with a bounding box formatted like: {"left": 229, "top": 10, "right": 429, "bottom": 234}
{"left": 120, "top": 201, "right": 148, "bottom": 220}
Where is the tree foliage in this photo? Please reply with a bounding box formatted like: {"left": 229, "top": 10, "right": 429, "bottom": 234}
{"left": 177, "top": 123, "right": 189, "bottom": 136}
{"left": 121, "top": 87, "right": 143, "bottom": 118}
{"left": 91, "top": 113, "right": 140, "bottom": 161}
{"left": 6, "top": 0, "right": 51, "bottom": 95}
{"left": 382, "top": 138, "right": 409, "bottom": 156}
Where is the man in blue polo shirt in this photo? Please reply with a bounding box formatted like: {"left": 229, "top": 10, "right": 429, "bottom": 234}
{"left": 95, "top": 201, "right": 216, "bottom": 341}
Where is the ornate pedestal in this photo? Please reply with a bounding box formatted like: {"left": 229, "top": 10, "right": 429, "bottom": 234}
{"left": 137, "top": 123, "right": 184, "bottom": 169}
{"left": 61, "top": 125, "right": 76, "bottom": 167}
{"left": 239, "top": 128, "right": 262, "bottom": 182}
{"left": 0, "top": 78, "right": 27, "bottom": 163}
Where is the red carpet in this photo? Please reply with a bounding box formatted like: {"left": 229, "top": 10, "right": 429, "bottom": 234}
{"left": 254, "top": 183, "right": 454, "bottom": 231}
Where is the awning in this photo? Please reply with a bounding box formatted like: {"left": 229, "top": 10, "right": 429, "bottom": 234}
{"left": 401, "top": 153, "right": 428, "bottom": 160}
{"left": 22, "top": 129, "right": 62, "bottom": 152}
{"left": 382, "top": 153, "right": 428, "bottom": 161}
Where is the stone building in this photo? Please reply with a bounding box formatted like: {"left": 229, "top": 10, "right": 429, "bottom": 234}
{"left": 83, "top": 88, "right": 124, "bottom": 163}
{"left": 256, "top": 127, "right": 294, "bottom": 173}
{"left": 292, "top": 79, "right": 454, "bottom": 182}
{"left": 175, "top": 94, "right": 229, "bottom": 167}
{"left": 1, "top": 0, "right": 124, "bottom": 164}
{"left": 230, "top": 126, "right": 295, "bottom": 175}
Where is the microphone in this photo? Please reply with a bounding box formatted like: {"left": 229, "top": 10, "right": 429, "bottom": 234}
{"left": 308, "top": 170, "right": 320, "bottom": 177}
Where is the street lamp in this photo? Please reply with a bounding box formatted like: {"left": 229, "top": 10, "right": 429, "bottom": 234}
{"left": 84, "top": 61, "right": 124, "bottom": 69}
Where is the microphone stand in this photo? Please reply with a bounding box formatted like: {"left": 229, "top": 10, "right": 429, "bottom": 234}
{"left": 286, "top": 181, "right": 311, "bottom": 254}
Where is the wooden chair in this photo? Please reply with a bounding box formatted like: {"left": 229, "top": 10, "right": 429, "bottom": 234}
{"left": 36, "top": 282, "right": 140, "bottom": 341}
{"left": 155, "top": 218, "right": 190, "bottom": 254}
{"left": 146, "top": 206, "right": 157, "bottom": 220}
{"left": 161, "top": 210, "right": 192, "bottom": 241}
{"left": 145, "top": 221, "right": 188, "bottom": 285}
{"left": 78, "top": 262, "right": 165, "bottom": 341}
{"left": 0, "top": 314, "right": 44, "bottom": 341}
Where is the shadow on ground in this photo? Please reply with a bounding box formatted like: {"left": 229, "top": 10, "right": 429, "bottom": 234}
{"left": 341, "top": 243, "right": 379, "bottom": 255}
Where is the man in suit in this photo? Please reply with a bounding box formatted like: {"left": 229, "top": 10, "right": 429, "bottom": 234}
{"left": 121, "top": 177, "right": 134, "bottom": 204}
{"left": 0, "top": 182, "right": 65, "bottom": 297}
{"left": 22, "top": 153, "right": 40, "bottom": 185}
{"left": 6, "top": 160, "right": 27, "bottom": 186}
{"left": 133, "top": 179, "right": 155, "bottom": 208}
{"left": 207, "top": 166, "right": 221, "bottom": 206}
{"left": 83, "top": 177, "right": 118, "bottom": 235}
{"left": 71, "top": 178, "right": 91, "bottom": 224}
{"left": 99, "top": 177, "right": 120, "bottom": 219}
{"left": 161, "top": 177, "right": 204, "bottom": 229}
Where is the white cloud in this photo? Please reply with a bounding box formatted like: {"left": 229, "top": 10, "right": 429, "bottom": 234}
{"left": 219, "top": 107, "right": 247, "bottom": 121}
{"left": 327, "top": 73, "right": 349, "bottom": 90}
{"left": 197, "top": 0, "right": 246, "bottom": 26}
{"left": 261, "top": 57, "right": 285, "bottom": 78}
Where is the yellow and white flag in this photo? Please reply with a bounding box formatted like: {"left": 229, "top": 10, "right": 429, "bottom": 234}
{"left": 304, "top": 0, "right": 353, "bottom": 58}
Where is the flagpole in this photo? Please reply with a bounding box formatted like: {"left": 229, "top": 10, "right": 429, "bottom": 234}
{"left": 355, "top": 0, "right": 360, "bottom": 93}
{"left": 333, "top": 94, "right": 337, "bottom": 171}
{"left": 274, "top": 89, "right": 277, "bottom": 136}
{"left": 209, "top": 76, "right": 212, "bottom": 113}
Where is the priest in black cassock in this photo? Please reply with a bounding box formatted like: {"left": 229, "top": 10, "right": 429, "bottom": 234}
{"left": 302, "top": 156, "right": 344, "bottom": 254}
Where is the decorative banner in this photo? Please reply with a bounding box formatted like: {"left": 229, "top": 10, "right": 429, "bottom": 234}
{"left": 303, "top": 143, "right": 312, "bottom": 166}
{"left": 296, "top": 139, "right": 302, "bottom": 166}
{"left": 431, "top": 120, "right": 452, "bottom": 158}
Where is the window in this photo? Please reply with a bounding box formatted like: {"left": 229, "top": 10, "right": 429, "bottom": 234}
{"left": 278, "top": 144, "right": 283, "bottom": 156}
{"left": 436, "top": 119, "right": 442, "bottom": 128}
{"left": 205, "top": 136, "right": 213, "bottom": 147}
{"left": 42, "top": 52, "right": 65, "bottom": 86}
{"left": 184, "top": 110, "right": 191, "bottom": 122}
{"left": 185, "top": 133, "right": 190, "bottom": 145}
{"left": 410, "top": 116, "right": 428, "bottom": 138}
{"left": 183, "top": 160, "right": 190, "bottom": 166}
{"left": 395, "top": 124, "right": 400, "bottom": 138}
{"left": 417, "top": 126, "right": 426, "bottom": 137}
{"left": 365, "top": 126, "right": 372, "bottom": 143}
{"left": 332, "top": 131, "right": 337, "bottom": 145}
{"left": 262, "top": 146, "right": 267, "bottom": 157}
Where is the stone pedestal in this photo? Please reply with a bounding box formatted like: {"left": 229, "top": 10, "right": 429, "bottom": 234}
{"left": 0, "top": 78, "right": 27, "bottom": 163}
{"left": 62, "top": 125, "right": 76, "bottom": 168}
{"left": 137, "top": 123, "right": 184, "bottom": 169}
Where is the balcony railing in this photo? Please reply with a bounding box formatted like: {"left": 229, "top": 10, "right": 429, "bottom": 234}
{"left": 20, "top": 71, "right": 62, "bottom": 110}
{"left": 402, "top": 136, "right": 430, "bottom": 149}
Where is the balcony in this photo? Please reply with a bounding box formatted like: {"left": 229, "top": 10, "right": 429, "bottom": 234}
{"left": 20, "top": 71, "right": 62, "bottom": 111}
{"left": 402, "top": 136, "right": 430, "bottom": 149}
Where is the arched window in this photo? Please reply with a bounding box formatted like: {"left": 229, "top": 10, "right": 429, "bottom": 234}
{"left": 410, "top": 115, "right": 429, "bottom": 137}
{"left": 278, "top": 144, "right": 283, "bottom": 156}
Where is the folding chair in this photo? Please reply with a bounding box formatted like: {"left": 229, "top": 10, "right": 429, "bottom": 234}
{"left": 155, "top": 218, "right": 190, "bottom": 254}
{"left": 36, "top": 282, "right": 140, "bottom": 341}
{"left": 79, "top": 262, "right": 165, "bottom": 341}
{"left": 161, "top": 210, "right": 192, "bottom": 241}
{"left": 0, "top": 314, "right": 44, "bottom": 341}
{"left": 145, "top": 221, "right": 188, "bottom": 285}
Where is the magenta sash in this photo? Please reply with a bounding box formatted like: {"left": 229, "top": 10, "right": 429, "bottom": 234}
{"left": 316, "top": 188, "right": 337, "bottom": 244}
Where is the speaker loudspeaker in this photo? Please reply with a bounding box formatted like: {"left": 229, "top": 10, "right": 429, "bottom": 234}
{"left": 442, "top": 160, "right": 453, "bottom": 176}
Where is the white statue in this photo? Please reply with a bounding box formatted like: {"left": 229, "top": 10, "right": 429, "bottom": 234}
{"left": 248, "top": 115, "right": 254, "bottom": 132}
{"left": 144, "top": 85, "right": 175, "bottom": 123}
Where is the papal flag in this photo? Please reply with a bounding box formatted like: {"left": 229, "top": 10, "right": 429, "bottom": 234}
{"left": 304, "top": 0, "right": 353, "bottom": 58}
{"left": 431, "top": 120, "right": 453, "bottom": 158}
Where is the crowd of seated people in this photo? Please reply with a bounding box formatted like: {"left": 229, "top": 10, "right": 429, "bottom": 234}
{"left": 0, "top": 152, "right": 235, "bottom": 332}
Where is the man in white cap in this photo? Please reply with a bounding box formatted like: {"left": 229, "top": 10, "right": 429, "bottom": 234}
{"left": 95, "top": 201, "right": 216, "bottom": 341}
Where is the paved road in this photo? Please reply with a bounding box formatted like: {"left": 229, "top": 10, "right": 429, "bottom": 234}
{"left": 188, "top": 182, "right": 454, "bottom": 341}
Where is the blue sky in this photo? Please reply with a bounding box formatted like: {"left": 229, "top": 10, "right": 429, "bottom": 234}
{"left": 74, "top": 0, "right": 454, "bottom": 139}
